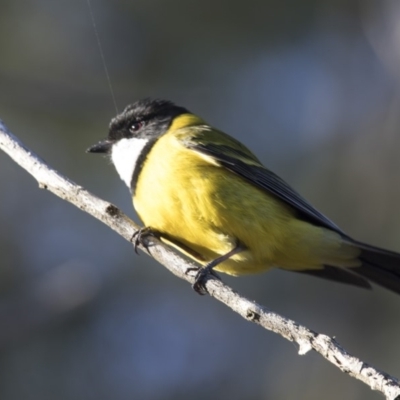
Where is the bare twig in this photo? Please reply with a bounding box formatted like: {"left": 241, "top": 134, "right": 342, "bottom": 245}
{"left": 0, "top": 119, "right": 399, "bottom": 400}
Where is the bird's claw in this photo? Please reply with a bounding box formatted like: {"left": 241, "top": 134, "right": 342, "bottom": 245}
{"left": 186, "top": 265, "right": 221, "bottom": 295}
{"left": 131, "top": 227, "right": 154, "bottom": 254}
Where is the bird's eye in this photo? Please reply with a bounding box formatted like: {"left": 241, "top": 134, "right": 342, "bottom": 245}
{"left": 129, "top": 121, "right": 143, "bottom": 134}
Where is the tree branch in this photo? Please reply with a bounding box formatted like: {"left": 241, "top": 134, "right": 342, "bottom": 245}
{"left": 1, "top": 119, "right": 399, "bottom": 400}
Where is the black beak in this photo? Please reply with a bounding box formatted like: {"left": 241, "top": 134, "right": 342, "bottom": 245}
{"left": 86, "top": 140, "right": 113, "bottom": 154}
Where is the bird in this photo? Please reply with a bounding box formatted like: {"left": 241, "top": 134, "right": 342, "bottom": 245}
{"left": 87, "top": 98, "right": 400, "bottom": 294}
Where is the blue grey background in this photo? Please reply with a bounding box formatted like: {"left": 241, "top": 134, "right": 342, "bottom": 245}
{"left": 1, "top": 1, "right": 400, "bottom": 399}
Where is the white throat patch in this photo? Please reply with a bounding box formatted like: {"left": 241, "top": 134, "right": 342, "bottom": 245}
{"left": 111, "top": 137, "right": 149, "bottom": 188}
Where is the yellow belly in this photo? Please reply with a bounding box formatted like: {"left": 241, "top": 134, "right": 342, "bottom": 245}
{"left": 133, "top": 131, "right": 360, "bottom": 275}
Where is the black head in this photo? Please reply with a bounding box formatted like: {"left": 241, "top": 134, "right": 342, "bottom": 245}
{"left": 87, "top": 98, "right": 189, "bottom": 154}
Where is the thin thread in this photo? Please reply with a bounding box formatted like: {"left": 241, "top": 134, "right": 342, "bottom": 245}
{"left": 86, "top": 0, "right": 119, "bottom": 114}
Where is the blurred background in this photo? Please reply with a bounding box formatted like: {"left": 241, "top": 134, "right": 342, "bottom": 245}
{"left": 1, "top": 0, "right": 400, "bottom": 399}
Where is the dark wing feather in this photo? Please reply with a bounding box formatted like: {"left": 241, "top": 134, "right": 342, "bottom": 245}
{"left": 186, "top": 140, "right": 345, "bottom": 235}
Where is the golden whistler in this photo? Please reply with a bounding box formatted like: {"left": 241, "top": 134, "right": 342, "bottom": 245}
{"left": 88, "top": 98, "right": 400, "bottom": 294}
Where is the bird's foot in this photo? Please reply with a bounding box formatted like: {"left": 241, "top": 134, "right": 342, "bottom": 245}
{"left": 131, "top": 227, "right": 156, "bottom": 254}
{"left": 186, "top": 264, "right": 221, "bottom": 295}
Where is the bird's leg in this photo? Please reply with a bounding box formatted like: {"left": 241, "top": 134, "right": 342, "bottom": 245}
{"left": 187, "top": 242, "right": 245, "bottom": 295}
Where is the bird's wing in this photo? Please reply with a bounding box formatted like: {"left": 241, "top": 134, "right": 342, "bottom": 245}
{"left": 180, "top": 127, "right": 345, "bottom": 235}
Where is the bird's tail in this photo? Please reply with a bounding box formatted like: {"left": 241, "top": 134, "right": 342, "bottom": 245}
{"left": 295, "top": 239, "right": 400, "bottom": 294}
{"left": 352, "top": 241, "right": 400, "bottom": 294}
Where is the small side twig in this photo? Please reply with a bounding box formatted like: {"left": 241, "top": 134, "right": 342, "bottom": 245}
{"left": 1, "top": 119, "right": 399, "bottom": 400}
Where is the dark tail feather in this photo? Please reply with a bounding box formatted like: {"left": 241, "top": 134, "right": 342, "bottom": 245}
{"left": 294, "top": 266, "right": 372, "bottom": 289}
{"left": 294, "top": 241, "right": 400, "bottom": 294}
{"left": 352, "top": 241, "right": 400, "bottom": 294}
